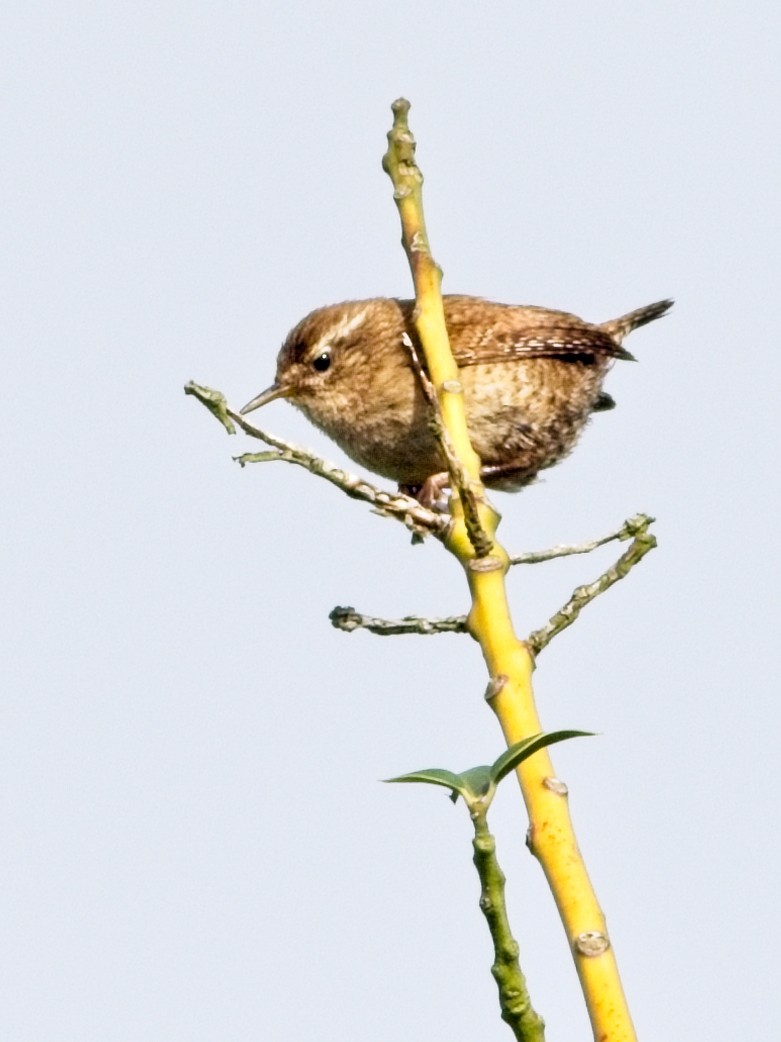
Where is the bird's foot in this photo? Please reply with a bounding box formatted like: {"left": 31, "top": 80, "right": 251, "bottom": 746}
{"left": 399, "top": 473, "right": 451, "bottom": 512}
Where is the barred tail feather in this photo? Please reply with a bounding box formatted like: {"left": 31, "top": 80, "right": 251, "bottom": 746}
{"left": 600, "top": 299, "right": 674, "bottom": 344}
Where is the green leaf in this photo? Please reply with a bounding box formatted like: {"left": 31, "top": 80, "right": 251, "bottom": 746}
{"left": 386, "top": 732, "right": 593, "bottom": 811}
{"left": 492, "top": 730, "right": 593, "bottom": 785}
{"left": 386, "top": 765, "right": 499, "bottom": 809}
{"left": 385, "top": 768, "right": 465, "bottom": 799}
{"left": 457, "top": 765, "right": 494, "bottom": 800}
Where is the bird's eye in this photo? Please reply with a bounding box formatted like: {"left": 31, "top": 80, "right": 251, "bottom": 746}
{"left": 312, "top": 352, "right": 331, "bottom": 373}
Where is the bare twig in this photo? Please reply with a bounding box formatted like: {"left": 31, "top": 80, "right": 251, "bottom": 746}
{"left": 330, "top": 515, "right": 657, "bottom": 649}
{"left": 527, "top": 519, "right": 657, "bottom": 654}
{"left": 329, "top": 607, "right": 467, "bottom": 636}
{"left": 510, "top": 514, "right": 654, "bottom": 566}
{"left": 184, "top": 382, "right": 450, "bottom": 540}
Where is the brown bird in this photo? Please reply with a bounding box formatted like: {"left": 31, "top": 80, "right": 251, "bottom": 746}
{"left": 240, "top": 295, "right": 672, "bottom": 504}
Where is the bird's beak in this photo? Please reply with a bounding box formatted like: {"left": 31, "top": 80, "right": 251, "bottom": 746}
{"left": 239, "top": 382, "right": 290, "bottom": 415}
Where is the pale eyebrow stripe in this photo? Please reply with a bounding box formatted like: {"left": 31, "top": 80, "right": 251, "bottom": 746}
{"left": 308, "top": 305, "right": 369, "bottom": 357}
{"left": 331, "top": 307, "right": 368, "bottom": 342}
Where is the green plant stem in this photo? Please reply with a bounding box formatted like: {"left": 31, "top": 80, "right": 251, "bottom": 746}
{"left": 472, "top": 808, "right": 546, "bottom": 1041}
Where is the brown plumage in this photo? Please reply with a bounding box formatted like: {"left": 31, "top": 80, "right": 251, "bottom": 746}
{"left": 240, "top": 295, "right": 672, "bottom": 500}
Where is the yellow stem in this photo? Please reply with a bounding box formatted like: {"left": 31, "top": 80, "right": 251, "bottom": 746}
{"left": 383, "top": 98, "right": 637, "bottom": 1042}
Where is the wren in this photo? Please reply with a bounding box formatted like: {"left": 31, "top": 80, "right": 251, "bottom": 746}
{"left": 240, "top": 295, "right": 672, "bottom": 503}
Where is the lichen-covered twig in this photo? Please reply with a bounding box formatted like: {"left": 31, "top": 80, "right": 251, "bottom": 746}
{"left": 510, "top": 514, "right": 654, "bottom": 566}
{"left": 184, "top": 381, "right": 450, "bottom": 540}
{"left": 329, "top": 606, "right": 467, "bottom": 636}
{"left": 329, "top": 515, "right": 656, "bottom": 650}
{"left": 526, "top": 517, "right": 656, "bottom": 654}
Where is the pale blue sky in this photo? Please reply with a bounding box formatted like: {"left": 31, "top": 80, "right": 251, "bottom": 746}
{"left": 3, "top": 2, "right": 779, "bottom": 1039}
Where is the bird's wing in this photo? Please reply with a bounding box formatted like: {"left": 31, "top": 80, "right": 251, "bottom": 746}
{"left": 452, "top": 324, "right": 634, "bottom": 366}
